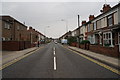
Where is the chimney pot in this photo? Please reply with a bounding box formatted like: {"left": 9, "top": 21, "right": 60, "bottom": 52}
{"left": 29, "top": 27, "right": 32, "bottom": 29}
{"left": 102, "top": 4, "right": 111, "bottom": 13}
{"left": 89, "top": 15, "right": 94, "bottom": 21}
{"left": 82, "top": 21, "right": 86, "bottom": 25}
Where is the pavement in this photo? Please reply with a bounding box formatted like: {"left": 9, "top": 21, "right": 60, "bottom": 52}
{"left": 66, "top": 45, "right": 120, "bottom": 68}
{"left": 1, "top": 42, "right": 120, "bottom": 78}
{"left": 1, "top": 47, "right": 39, "bottom": 66}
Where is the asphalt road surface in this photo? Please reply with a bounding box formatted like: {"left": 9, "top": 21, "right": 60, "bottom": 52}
{"left": 2, "top": 42, "right": 120, "bottom": 78}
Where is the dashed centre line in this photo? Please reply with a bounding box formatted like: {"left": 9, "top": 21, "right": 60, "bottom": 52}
{"left": 54, "top": 51, "right": 55, "bottom": 55}
{"left": 54, "top": 56, "right": 57, "bottom": 70}
{"left": 53, "top": 47, "right": 57, "bottom": 70}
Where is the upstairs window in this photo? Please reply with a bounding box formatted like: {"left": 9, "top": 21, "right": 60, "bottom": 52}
{"left": 96, "top": 20, "right": 101, "bottom": 29}
{"left": 93, "top": 22, "right": 96, "bottom": 30}
{"left": 17, "top": 26, "right": 20, "bottom": 30}
{"left": 4, "top": 23, "right": 10, "bottom": 29}
{"left": 88, "top": 24, "right": 90, "bottom": 32}
{"left": 107, "top": 15, "right": 113, "bottom": 27}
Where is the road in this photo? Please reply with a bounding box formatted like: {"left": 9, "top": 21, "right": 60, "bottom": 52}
{"left": 2, "top": 42, "right": 120, "bottom": 78}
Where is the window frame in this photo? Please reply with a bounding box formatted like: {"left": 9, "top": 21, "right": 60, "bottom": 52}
{"left": 2, "top": 37, "right": 5, "bottom": 41}
{"left": 118, "top": 32, "right": 120, "bottom": 44}
{"left": 103, "top": 32, "right": 113, "bottom": 47}
{"left": 107, "top": 14, "right": 114, "bottom": 27}
{"left": 4, "top": 22, "right": 10, "bottom": 29}
{"left": 17, "top": 26, "right": 20, "bottom": 30}
{"left": 93, "top": 22, "right": 97, "bottom": 30}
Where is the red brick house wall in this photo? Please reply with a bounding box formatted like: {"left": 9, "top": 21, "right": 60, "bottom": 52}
{"left": 2, "top": 41, "right": 31, "bottom": 51}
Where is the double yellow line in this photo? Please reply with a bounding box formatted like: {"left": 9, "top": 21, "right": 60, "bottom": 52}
{"left": 0, "top": 47, "right": 44, "bottom": 70}
{"left": 63, "top": 46, "right": 120, "bottom": 75}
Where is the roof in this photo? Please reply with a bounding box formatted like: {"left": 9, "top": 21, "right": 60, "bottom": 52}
{"left": 1, "top": 15, "right": 27, "bottom": 28}
{"left": 84, "top": 3, "right": 120, "bottom": 26}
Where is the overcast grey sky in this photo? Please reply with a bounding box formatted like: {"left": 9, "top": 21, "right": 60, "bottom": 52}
{"left": 1, "top": 1, "right": 119, "bottom": 38}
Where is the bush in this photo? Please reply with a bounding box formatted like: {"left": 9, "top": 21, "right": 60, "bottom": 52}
{"left": 67, "top": 36, "right": 77, "bottom": 45}
{"left": 80, "top": 40, "right": 90, "bottom": 44}
{"left": 104, "top": 44, "right": 110, "bottom": 47}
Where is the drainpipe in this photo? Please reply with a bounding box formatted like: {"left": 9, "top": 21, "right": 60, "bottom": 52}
{"left": 78, "top": 15, "right": 80, "bottom": 48}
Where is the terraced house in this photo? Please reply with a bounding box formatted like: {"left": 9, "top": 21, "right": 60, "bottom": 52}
{"left": 68, "top": 3, "right": 120, "bottom": 57}
{"left": 84, "top": 3, "right": 120, "bottom": 57}
{"left": 1, "top": 16, "right": 28, "bottom": 41}
{"left": 1, "top": 16, "right": 45, "bottom": 51}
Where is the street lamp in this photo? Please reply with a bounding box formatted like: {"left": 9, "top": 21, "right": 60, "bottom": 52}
{"left": 44, "top": 26, "right": 50, "bottom": 43}
{"left": 61, "top": 19, "right": 68, "bottom": 33}
{"left": 44, "top": 26, "right": 50, "bottom": 36}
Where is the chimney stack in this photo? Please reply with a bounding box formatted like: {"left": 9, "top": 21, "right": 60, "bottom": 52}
{"left": 89, "top": 15, "right": 94, "bottom": 21}
{"left": 100, "top": 4, "right": 111, "bottom": 13}
{"left": 82, "top": 21, "right": 86, "bottom": 25}
{"left": 29, "top": 27, "right": 32, "bottom": 29}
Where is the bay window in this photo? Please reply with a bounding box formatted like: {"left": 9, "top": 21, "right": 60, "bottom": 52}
{"left": 103, "top": 32, "right": 114, "bottom": 47}
{"left": 88, "top": 35, "right": 95, "bottom": 44}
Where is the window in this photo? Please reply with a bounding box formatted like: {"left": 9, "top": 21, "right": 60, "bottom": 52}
{"left": 4, "top": 23, "right": 7, "bottom": 28}
{"left": 119, "top": 32, "right": 120, "bottom": 52}
{"left": 4, "top": 23, "right": 10, "bottom": 29}
{"left": 80, "top": 37, "right": 83, "bottom": 42}
{"left": 103, "top": 32, "right": 114, "bottom": 47}
{"left": 96, "top": 20, "right": 101, "bottom": 29}
{"left": 8, "top": 25, "right": 10, "bottom": 29}
{"left": 2, "top": 37, "right": 5, "bottom": 41}
{"left": 113, "top": 12, "right": 118, "bottom": 25}
{"left": 17, "top": 26, "right": 20, "bottom": 30}
{"left": 118, "top": 32, "right": 120, "bottom": 44}
{"left": 88, "top": 24, "right": 90, "bottom": 32}
{"left": 87, "top": 35, "right": 95, "bottom": 44}
{"left": 93, "top": 22, "right": 96, "bottom": 30}
{"left": 107, "top": 15, "right": 113, "bottom": 26}
{"left": 7, "top": 38, "right": 11, "bottom": 41}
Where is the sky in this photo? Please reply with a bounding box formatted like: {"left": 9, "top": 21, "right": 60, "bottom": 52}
{"left": 1, "top": 0, "right": 119, "bottom": 38}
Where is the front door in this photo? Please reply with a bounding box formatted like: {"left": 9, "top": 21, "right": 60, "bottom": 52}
{"left": 118, "top": 32, "right": 120, "bottom": 52}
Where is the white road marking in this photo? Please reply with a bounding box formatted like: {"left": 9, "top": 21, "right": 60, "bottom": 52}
{"left": 54, "top": 51, "right": 55, "bottom": 55}
{"left": 53, "top": 47, "right": 56, "bottom": 55}
{"left": 53, "top": 47, "right": 55, "bottom": 51}
{"left": 54, "top": 57, "right": 57, "bottom": 70}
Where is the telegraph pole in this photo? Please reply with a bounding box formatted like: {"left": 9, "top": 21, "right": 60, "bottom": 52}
{"left": 78, "top": 15, "right": 80, "bottom": 48}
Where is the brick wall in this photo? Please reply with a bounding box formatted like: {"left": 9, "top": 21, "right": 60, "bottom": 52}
{"left": 71, "top": 43, "right": 119, "bottom": 57}
{"left": 89, "top": 45, "right": 119, "bottom": 57}
{"left": 2, "top": 41, "right": 31, "bottom": 51}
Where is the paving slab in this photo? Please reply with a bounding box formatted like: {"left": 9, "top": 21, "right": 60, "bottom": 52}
{"left": 67, "top": 46, "right": 120, "bottom": 68}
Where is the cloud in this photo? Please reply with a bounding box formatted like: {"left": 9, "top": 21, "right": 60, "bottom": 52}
{"left": 1, "top": 2, "right": 118, "bottom": 38}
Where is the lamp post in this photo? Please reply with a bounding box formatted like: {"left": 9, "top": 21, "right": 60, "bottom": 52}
{"left": 61, "top": 19, "right": 68, "bottom": 34}
{"left": 78, "top": 15, "right": 80, "bottom": 48}
{"left": 44, "top": 26, "right": 50, "bottom": 43}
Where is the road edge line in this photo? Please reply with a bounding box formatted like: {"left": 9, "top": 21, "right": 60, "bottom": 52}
{"left": 63, "top": 46, "right": 120, "bottom": 75}
{"left": 0, "top": 47, "right": 43, "bottom": 70}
